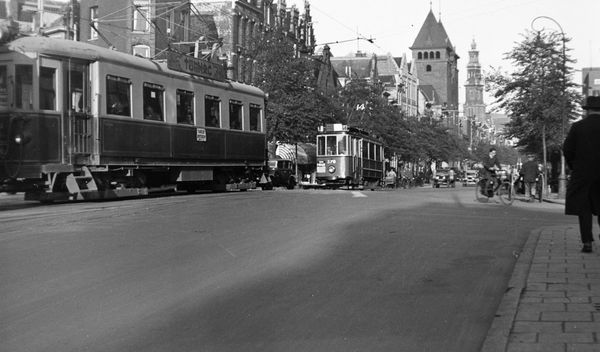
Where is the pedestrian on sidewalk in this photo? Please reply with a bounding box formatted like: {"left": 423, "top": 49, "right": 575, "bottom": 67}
{"left": 563, "top": 95, "right": 600, "bottom": 253}
{"left": 520, "top": 154, "right": 538, "bottom": 202}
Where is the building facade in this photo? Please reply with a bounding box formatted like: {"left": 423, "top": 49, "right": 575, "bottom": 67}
{"left": 582, "top": 67, "right": 600, "bottom": 97}
{"left": 377, "top": 52, "right": 420, "bottom": 117}
{"left": 410, "top": 10, "right": 459, "bottom": 113}
{"left": 78, "top": 0, "right": 315, "bottom": 84}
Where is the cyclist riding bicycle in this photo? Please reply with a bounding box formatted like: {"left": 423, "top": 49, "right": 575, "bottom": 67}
{"left": 482, "top": 147, "right": 502, "bottom": 195}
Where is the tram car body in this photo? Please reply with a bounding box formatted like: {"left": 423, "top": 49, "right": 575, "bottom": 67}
{"left": 0, "top": 35, "right": 267, "bottom": 201}
{"left": 315, "top": 124, "right": 384, "bottom": 189}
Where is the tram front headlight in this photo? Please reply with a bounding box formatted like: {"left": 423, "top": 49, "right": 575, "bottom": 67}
{"left": 13, "top": 133, "right": 31, "bottom": 146}
{"left": 328, "top": 165, "right": 336, "bottom": 174}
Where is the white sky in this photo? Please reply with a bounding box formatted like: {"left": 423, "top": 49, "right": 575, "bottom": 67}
{"left": 288, "top": 0, "right": 599, "bottom": 106}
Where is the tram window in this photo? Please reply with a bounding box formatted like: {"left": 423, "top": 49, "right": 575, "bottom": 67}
{"left": 205, "top": 95, "right": 220, "bottom": 127}
{"left": 362, "top": 141, "right": 368, "bottom": 158}
{"left": 369, "top": 143, "right": 375, "bottom": 160}
{"left": 39, "top": 67, "right": 57, "bottom": 110}
{"left": 15, "top": 65, "right": 33, "bottom": 110}
{"left": 338, "top": 135, "right": 347, "bottom": 155}
{"left": 249, "top": 104, "right": 261, "bottom": 131}
{"left": 229, "top": 100, "right": 242, "bottom": 130}
{"left": 143, "top": 82, "right": 164, "bottom": 121}
{"left": 106, "top": 75, "right": 131, "bottom": 116}
{"left": 317, "top": 136, "right": 325, "bottom": 155}
{"left": 176, "top": 89, "right": 194, "bottom": 125}
{"left": 326, "top": 136, "right": 337, "bottom": 155}
{"left": 69, "top": 67, "right": 85, "bottom": 112}
{"left": 0, "top": 66, "right": 7, "bottom": 109}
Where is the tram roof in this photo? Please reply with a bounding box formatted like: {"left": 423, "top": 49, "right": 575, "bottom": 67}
{"left": 3, "top": 36, "right": 265, "bottom": 97}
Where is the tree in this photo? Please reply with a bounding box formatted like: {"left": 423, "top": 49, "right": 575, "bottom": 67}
{"left": 248, "top": 29, "right": 339, "bottom": 146}
{"left": 485, "top": 30, "right": 580, "bottom": 161}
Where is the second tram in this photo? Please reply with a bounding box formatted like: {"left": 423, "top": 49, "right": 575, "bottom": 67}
{"left": 315, "top": 124, "right": 384, "bottom": 190}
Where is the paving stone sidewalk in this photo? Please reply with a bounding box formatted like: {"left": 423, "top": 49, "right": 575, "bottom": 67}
{"left": 481, "top": 202, "right": 600, "bottom": 352}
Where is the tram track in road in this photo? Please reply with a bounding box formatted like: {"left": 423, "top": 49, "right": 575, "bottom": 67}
{"left": 0, "top": 191, "right": 271, "bottom": 236}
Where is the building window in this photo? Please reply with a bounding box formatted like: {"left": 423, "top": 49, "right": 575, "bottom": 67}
{"left": 426, "top": 65, "right": 432, "bottom": 72}
{"left": 429, "top": 51, "right": 434, "bottom": 59}
{"left": 165, "top": 6, "right": 174, "bottom": 35}
{"left": 133, "top": 1, "right": 150, "bottom": 32}
{"left": 143, "top": 83, "right": 164, "bottom": 121}
{"left": 90, "top": 6, "right": 98, "bottom": 40}
{"left": 177, "top": 90, "right": 194, "bottom": 125}
{"left": 418, "top": 52, "right": 422, "bottom": 60}
{"left": 181, "top": 10, "right": 189, "bottom": 41}
{"left": 132, "top": 45, "right": 150, "bottom": 58}
{"left": 436, "top": 51, "right": 440, "bottom": 59}
{"left": 424, "top": 52, "right": 428, "bottom": 59}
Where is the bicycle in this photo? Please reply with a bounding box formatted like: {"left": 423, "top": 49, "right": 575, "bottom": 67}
{"left": 475, "top": 170, "right": 514, "bottom": 205}
{"left": 535, "top": 172, "right": 545, "bottom": 203}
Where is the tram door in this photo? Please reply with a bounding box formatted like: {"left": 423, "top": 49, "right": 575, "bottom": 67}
{"left": 353, "top": 137, "right": 362, "bottom": 182}
{"left": 66, "top": 61, "right": 92, "bottom": 164}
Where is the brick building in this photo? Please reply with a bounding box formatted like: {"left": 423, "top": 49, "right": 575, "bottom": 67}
{"left": 410, "top": 9, "right": 460, "bottom": 117}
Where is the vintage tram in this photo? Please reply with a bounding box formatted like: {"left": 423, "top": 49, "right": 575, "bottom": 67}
{"left": 315, "top": 124, "right": 384, "bottom": 189}
{"left": 0, "top": 34, "right": 267, "bottom": 201}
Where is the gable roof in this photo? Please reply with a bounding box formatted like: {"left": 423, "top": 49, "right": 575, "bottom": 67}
{"left": 418, "top": 84, "right": 442, "bottom": 104}
{"left": 410, "top": 10, "right": 454, "bottom": 50}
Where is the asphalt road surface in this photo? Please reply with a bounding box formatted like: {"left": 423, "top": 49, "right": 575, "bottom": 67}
{"left": 0, "top": 185, "right": 570, "bottom": 352}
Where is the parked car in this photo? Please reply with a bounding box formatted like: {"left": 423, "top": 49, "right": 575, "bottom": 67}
{"left": 268, "top": 158, "right": 296, "bottom": 189}
{"left": 462, "top": 170, "right": 478, "bottom": 187}
{"left": 434, "top": 169, "right": 455, "bottom": 188}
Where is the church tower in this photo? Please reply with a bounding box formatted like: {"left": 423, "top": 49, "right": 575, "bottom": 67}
{"left": 464, "top": 39, "right": 486, "bottom": 123}
{"left": 410, "top": 9, "right": 460, "bottom": 112}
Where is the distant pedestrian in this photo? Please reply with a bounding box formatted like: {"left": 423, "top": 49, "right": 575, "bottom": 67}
{"left": 563, "top": 96, "right": 600, "bottom": 253}
{"left": 520, "top": 154, "right": 539, "bottom": 202}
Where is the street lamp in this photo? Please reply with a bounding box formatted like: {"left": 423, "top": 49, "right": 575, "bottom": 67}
{"left": 531, "top": 16, "right": 567, "bottom": 199}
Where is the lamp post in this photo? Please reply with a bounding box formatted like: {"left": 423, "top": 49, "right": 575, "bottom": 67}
{"left": 531, "top": 16, "right": 567, "bottom": 199}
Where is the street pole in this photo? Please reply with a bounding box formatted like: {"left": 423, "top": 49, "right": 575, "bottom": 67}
{"left": 531, "top": 16, "right": 567, "bottom": 199}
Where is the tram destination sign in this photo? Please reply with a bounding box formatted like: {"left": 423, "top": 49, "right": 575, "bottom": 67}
{"left": 167, "top": 51, "right": 226, "bottom": 81}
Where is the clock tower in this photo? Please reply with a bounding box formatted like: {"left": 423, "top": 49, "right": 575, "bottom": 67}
{"left": 464, "top": 39, "right": 486, "bottom": 123}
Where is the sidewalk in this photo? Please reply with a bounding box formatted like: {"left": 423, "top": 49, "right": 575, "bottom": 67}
{"left": 481, "top": 195, "right": 600, "bottom": 352}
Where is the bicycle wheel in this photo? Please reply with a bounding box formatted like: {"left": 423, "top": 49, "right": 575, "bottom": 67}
{"left": 475, "top": 179, "right": 491, "bottom": 203}
{"left": 498, "top": 181, "right": 514, "bottom": 205}
{"left": 536, "top": 174, "right": 545, "bottom": 203}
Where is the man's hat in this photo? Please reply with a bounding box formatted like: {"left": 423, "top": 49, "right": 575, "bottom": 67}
{"left": 582, "top": 96, "right": 600, "bottom": 110}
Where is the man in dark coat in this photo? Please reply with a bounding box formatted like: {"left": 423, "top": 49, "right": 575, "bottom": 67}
{"left": 520, "top": 154, "right": 539, "bottom": 202}
{"left": 563, "top": 95, "right": 600, "bottom": 253}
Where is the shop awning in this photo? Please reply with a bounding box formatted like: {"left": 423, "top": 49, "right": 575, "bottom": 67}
{"left": 275, "top": 142, "right": 316, "bottom": 165}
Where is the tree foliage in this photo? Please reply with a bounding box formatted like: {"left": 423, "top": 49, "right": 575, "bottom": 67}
{"left": 248, "top": 30, "right": 339, "bottom": 144}
{"left": 248, "top": 29, "right": 470, "bottom": 165}
{"left": 485, "top": 30, "right": 581, "bottom": 155}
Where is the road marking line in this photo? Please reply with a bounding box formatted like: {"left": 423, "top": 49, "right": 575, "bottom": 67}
{"left": 220, "top": 244, "right": 237, "bottom": 257}
{"left": 352, "top": 191, "right": 367, "bottom": 197}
